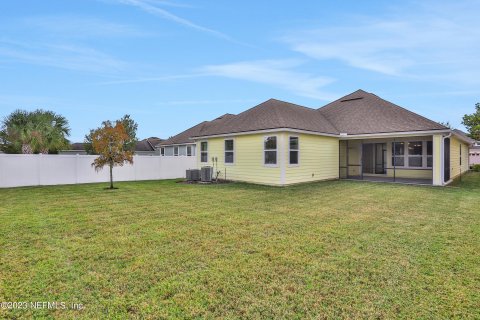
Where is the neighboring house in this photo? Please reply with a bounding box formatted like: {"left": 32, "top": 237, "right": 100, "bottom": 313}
{"left": 158, "top": 114, "right": 235, "bottom": 157}
{"left": 59, "top": 138, "right": 164, "bottom": 156}
{"left": 135, "top": 137, "right": 163, "bottom": 156}
{"left": 58, "top": 143, "right": 87, "bottom": 155}
{"left": 470, "top": 144, "right": 480, "bottom": 166}
{"left": 167, "top": 89, "right": 473, "bottom": 186}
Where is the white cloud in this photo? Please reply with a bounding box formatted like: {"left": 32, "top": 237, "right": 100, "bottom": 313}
{"left": 0, "top": 39, "right": 126, "bottom": 73}
{"left": 199, "top": 59, "right": 336, "bottom": 100}
{"left": 113, "top": 0, "right": 239, "bottom": 43}
{"left": 283, "top": 1, "right": 480, "bottom": 84}
{"left": 21, "top": 16, "right": 148, "bottom": 38}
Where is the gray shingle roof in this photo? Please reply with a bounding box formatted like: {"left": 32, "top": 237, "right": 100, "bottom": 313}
{"left": 317, "top": 90, "right": 447, "bottom": 134}
{"left": 164, "top": 90, "right": 451, "bottom": 141}
{"left": 136, "top": 137, "right": 164, "bottom": 151}
{"left": 158, "top": 114, "right": 236, "bottom": 146}
{"left": 192, "top": 99, "right": 339, "bottom": 137}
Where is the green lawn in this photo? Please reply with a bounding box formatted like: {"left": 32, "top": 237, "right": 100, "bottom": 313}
{"left": 1, "top": 173, "right": 479, "bottom": 319}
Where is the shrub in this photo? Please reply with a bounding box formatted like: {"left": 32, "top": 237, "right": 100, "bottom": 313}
{"left": 472, "top": 164, "right": 480, "bottom": 172}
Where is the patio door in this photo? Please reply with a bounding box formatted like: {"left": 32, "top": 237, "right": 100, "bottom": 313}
{"left": 375, "top": 143, "right": 387, "bottom": 174}
{"left": 362, "top": 143, "right": 386, "bottom": 174}
{"left": 444, "top": 138, "right": 450, "bottom": 182}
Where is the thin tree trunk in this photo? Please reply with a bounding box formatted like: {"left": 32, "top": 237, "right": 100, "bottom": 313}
{"left": 109, "top": 163, "right": 113, "bottom": 189}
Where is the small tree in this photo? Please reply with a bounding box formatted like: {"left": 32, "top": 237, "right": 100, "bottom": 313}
{"left": 462, "top": 103, "right": 480, "bottom": 140}
{"left": 90, "top": 122, "right": 133, "bottom": 189}
{"left": 84, "top": 114, "right": 138, "bottom": 154}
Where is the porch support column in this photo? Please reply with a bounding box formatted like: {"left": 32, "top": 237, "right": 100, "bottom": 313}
{"left": 432, "top": 134, "right": 443, "bottom": 186}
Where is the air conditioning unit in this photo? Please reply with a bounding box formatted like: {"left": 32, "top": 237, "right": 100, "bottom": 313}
{"left": 201, "top": 166, "right": 213, "bottom": 182}
{"left": 186, "top": 169, "right": 201, "bottom": 181}
{"left": 191, "top": 169, "right": 200, "bottom": 181}
{"left": 186, "top": 169, "right": 192, "bottom": 181}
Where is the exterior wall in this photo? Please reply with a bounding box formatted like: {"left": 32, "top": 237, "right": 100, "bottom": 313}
{"left": 196, "top": 132, "right": 339, "bottom": 186}
{"left": 0, "top": 154, "right": 196, "bottom": 188}
{"left": 283, "top": 133, "right": 339, "bottom": 185}
{"left": 450, "top": 136, "right": 470, "bottom": 180}
{"left": 197, "top": 133, "right": 282, "bottom": 185}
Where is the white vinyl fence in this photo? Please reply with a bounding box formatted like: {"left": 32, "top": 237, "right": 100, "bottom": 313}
{"left": 0, "top": 154, "right": 197, "bottom": 188}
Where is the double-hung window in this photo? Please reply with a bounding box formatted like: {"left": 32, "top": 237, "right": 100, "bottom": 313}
{"left": 392, "top": 142, "right": 405, "bottom": 166}
{"left": 187, "top": 145, "right": 192, "bottom": 157}
{"left": 289, "top": 136, "right": 299, "bottom": 165}
{"left": 264, "top": 136, "right": 277, "bottom": 165}
{"left": 161, "top": 147, "right": 165, "bottom": 156}
{"left": 224, "top": 139, "right": 234, "bottom": 164}
{"left": 408, "top": 141, "right": 423, "bottom": 167}
{"left": 174, "top": 146, "right": 179, "bottom": 156}
{"left": 200, "top": 142, "right": 208, "bottom": 163}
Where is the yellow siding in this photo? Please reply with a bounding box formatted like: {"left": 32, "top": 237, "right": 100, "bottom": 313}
{"left": 450, "top": 136, "right": 470, "bottom": 180}
{"left": 284, "top": 133, "right": 339, "bottom": 185}
{"left": 197, "top": 132, "right": 339, "bottom": 186}
{"left": 197, "top": 133, "right": 281, "bottom": 185}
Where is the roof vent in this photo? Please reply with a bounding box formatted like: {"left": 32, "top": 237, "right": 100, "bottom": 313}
{"left": 340, "top": 97, "right": 364, "bottom": 102}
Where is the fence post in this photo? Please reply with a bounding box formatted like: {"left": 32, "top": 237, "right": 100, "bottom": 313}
{"left": 75, "top": 154, "right": 79, "bottom": 184}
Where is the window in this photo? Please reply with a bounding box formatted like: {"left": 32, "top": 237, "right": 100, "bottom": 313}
{"left": 187, "top": 145, "right": 192, "bottom": 156}
{"left": 408, "top": 141, "right": 423, "bottom": 167}
{"left": 224, "top": 139, "right": 234, "bottom": 164}
{"left": 289, "top": 136, "right": 299, "bottom": 165}
{"left": 161, "top": 147, "right": 165, "bottom": 156}
{"left": 200, "top": 142, "right": 208, "bottom": 163}
{"left": 392, "top": 142, "right": 405, "bottom": 166}
{"left": 165, "top": 147, "right": 174, "bottom": 156}
{"left": 264, "top": 136, "right": 277, "bottom": 165}
{"left": 427, "top": 141, "right": 433, "bottom": 168}
{"left": 174, "top": 146, "right": 179, "bottom": 156}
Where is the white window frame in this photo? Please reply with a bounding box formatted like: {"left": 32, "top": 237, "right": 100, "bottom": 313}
{"left": 187, "top": 145, "right": 192, "bottom": 157}
{"left": 224, "top": 138, "right": 235, "bottom": 165}
{"left": 200, "top": 141, "right": 208, "bottom": 163}
{"left": 288, "top": 135, "right": 299, "bottom": 167}
{"left": 174, "top": 146, "right": 179, "bottom": 156}
{"left": 392, "top": 140, "right": 433, "bottom": 169}
{"left": 263, "top": 135, "right": 278, "bottom": 167}
{"left": 407, "top": 141, "right": 423, "bottom": 168}
{"left": 160, "top": 147, "right": 165, "bottom": 156}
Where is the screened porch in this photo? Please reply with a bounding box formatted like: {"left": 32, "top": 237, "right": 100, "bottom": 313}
{"left": 339, "top": 137, "right": 435, "bottom": 185}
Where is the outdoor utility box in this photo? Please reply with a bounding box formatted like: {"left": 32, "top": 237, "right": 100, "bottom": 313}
{"left": 201, "top": 166, "right": 213, "bottom": 182}
{"left": 186, "top": 169, "right": 200, "bottom": 181}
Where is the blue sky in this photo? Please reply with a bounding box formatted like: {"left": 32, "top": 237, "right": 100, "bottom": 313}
{"left": 0, "top": 0, "right": 478, "bottom": 142}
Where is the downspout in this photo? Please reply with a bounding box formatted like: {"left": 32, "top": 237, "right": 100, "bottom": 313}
{"left": 441, "top": 132, "right": 452, "bottom": 185}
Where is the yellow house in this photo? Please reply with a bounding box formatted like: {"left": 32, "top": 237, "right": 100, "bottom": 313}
{"left": 159, "top": 90, "right": 473, "bottom": 186}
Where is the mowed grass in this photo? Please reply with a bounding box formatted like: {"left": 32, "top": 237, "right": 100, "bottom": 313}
{"left": 1, "top": 173, "right": 479, "bottom": 319}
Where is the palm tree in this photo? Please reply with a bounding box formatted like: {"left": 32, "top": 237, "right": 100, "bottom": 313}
{"left": 1, "top": 110, "right": 35, "bottom": 154}
{"left": 30, "top": 110, "right": 70, "bottom": 154}
{"left": 1, "top": 109, "right": 70, "bottom": 154}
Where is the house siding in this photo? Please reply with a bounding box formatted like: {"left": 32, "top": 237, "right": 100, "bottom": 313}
{"left": 284, "top": 133, "right": 339, "bottom": 185}
{"left": 197, "top": 132, "right": 339, "bottom": 186}
{"left": 197, "top": 133, "right": 282, "bottom": 185}
{"left": 450, "top": 136, "right": 470, "bottom": 180}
